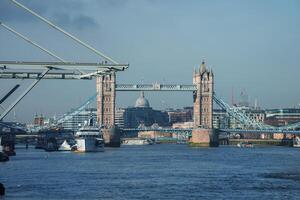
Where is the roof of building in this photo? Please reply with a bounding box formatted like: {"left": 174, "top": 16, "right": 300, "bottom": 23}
{"left": 135, "top": 91, "right": 150, "bottom": 108}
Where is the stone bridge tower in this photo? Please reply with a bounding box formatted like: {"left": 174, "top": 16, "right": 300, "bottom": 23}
{"left": 96, "top": 72, "right": 120, "bottom": 147}
{"left": 193, "top": 60, "right": 214, "bottom": 128}
{"left": 96, "top": 72, "right": 116, "bottom": 128}
{"left": 190, "top": 60, "right": 217, "bottom": 147}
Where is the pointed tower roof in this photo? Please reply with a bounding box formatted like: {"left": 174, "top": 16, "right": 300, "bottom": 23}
{"left": 209, "top": 67, "right": 214, "bottom": 76}
{"left": 200, "top": 59, "right": 207, "bottom": 74}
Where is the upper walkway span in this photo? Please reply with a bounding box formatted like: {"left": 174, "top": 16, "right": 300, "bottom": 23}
{"left": 116, "top": 84, "right": 196, "bottom": 91}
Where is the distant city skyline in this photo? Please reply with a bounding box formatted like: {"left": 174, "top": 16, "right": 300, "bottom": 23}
{"left": 0, "top": 0, "right": 300, "bottom": 123}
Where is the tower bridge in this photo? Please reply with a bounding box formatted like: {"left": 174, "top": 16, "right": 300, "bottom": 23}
{"left": 95, "top": 60, "right": 216, "bottom": 146}
{"left": 97, "top": 61, "right": 213, "bottom": 130}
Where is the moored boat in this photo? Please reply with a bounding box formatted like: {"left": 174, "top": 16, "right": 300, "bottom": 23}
{"left": 122, "top": 138, "right": 154, "bottom": 145}
{"left": 74, "top": 117, "right": 104, "bottom": 152}
{"left": 237, "top": 141, "right": 253, "bottom": 148}
{"left": 58, "top": 140, "right": 72, "bottom": 151}
{"left": 293, "top": 137, "right": 300, "bottom": 148}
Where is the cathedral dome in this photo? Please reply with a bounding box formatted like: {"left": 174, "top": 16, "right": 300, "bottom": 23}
{"left": 135, "top": 91, "right": 150, "bottom": 108}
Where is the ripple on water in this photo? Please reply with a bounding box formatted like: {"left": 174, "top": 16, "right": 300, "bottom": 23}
{"left": 1, "top": 145, "right": 300, "bottom": 199}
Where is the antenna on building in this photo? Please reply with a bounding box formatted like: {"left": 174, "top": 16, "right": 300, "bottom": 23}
{"left": 141, "top": 77, "right": 145, "bottom": 84}
{"left": 231, "top": 86, "right": 235, "bottom": 106}
{"left": 13, "top": 110, "right": 17, "bottom": 122}
{"left": 239, "top": 88, "right": 249, "bottom": 107}
{"left": 254, "top": 98, "right": 258, "bottom": 110}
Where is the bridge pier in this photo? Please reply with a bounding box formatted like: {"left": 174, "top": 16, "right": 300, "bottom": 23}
{"left": 102, "top": 126, "right": 121, "bottom": 147}
{"left": 0, "top": 134, "right": 16, "bottom": 156}
{"left": 190, "top": 128, "right": 219, "bottom": 147}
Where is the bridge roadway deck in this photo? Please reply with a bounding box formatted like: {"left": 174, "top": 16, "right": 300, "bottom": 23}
{"left": 122, "top": 128, "right": 300, "bottom": 135}
{"left": 219, "top": 128, "right": 300, "bottom": 134}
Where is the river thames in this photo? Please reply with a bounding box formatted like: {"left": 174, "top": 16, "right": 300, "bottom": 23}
{"left": 1, "top": 144, "right": 300, "bottom": 199}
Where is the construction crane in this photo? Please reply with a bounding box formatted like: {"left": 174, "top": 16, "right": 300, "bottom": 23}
{"left": 0, "top": 0, "right": 129, "bottom": 121}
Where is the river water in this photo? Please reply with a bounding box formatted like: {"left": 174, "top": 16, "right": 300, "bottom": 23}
{"left": 1, "top": 144, "right": 300, "bottom": 200}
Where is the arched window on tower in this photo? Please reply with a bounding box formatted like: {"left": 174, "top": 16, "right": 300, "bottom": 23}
{"left": 202, "top": 75, "right": 209, "bottom": 92}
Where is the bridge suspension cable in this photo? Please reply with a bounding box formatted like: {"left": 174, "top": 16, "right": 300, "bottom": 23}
{"left": 9, "top": 0, "right": 119, "bottom": 64}
{"left": 213, "top": 94, "right": 277, "bottom": 130}
{"left": 213, "top": 95, "right": 300, "bottom": 131}
{"left": 55, "top": 93, "right": 97, "bottom": 125}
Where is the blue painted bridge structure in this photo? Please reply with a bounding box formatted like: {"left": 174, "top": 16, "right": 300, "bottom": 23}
{"left": 122, "top": 127, "right": 300, "bottom": 137}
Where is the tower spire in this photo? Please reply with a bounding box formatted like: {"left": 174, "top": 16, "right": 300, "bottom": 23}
{"left": 200, "top": 59, "right": 206, "bottom": 74}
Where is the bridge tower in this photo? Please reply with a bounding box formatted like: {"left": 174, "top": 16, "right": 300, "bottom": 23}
{"left": 96, "top": 72, "right": 120, "bottom": 147}
{"left": 96, "top": 72, "right": 116, "bottom": 127}
{"left": 191, "top": 60, "right": 218, "bottom": 147}
{"left": 193, "top": 60, "right": 214, "bottom": 128}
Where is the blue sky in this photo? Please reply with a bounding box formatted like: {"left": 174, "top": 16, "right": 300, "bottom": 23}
{"left": 0, "top": 0, "right": 300, "bottom": 122}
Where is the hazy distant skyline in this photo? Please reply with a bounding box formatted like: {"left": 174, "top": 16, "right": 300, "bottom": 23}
{"left": 0, "top": 0, "right": 300, "bottom": 123}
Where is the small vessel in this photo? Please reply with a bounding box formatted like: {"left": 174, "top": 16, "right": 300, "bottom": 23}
{"left": 74, "top": 117, "right": 104, "bottom": 152}
{"left": 35, "top": 128, "right": 73, "bottom": 151}
{"left": 58, "top": 140, "right": 72, "bottom": 151}
{"left": 237, "top": 141, "right": 253, "bottom": 148}
{"left": 122, "top": 138, "right": 154, "bottom": 145}
{"left": 45, "top": 141, "right": 58, "bottom": 152}
{"left": 293, "top": 137, "right": 300, "bottom": 148}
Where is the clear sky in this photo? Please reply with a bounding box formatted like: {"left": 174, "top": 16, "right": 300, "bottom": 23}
{"left": 0, "top": 0, "right": 300, "bottom": 123}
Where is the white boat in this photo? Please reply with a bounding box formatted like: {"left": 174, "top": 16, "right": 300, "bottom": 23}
{"left": 74, "top": 117, "right": 104, "bottom": 152}
{"left": 122, "top": 138, "right": 153, "bottom": 145}
{"left": 237, "top": 141, "right": 253, "bottom": 148}
{"left": 293, "top": 137, "right": 300, "bottom": 148}
{"left": 58, "top": 140, "right": 72, "bottom": 151}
